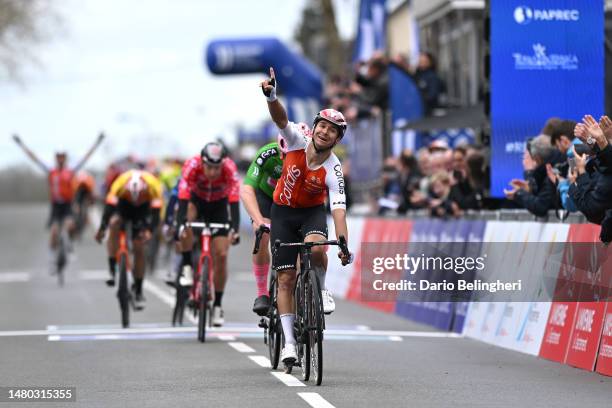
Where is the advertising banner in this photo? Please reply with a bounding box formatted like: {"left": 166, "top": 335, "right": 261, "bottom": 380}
{"left": 565, "top": 224, "right": 610, "bottom": 370}
{"left": 514, "top": 223, "right": 570, "bottom": 355}
{"left": 395, "top": 219, "right": 432, "bottom": 321}
{"left": 596, "top": 303, "right": 612, "bottom": 376}
{"left": 351, "top": 217, "right": 413, "bottom": 313}
{"left": 539, "top": 224, "right": 586, "bottom": 362}
{"left": 326, "top": 216, "right": 365, "bottom": 299}
{"left": 452, "top": 220, "right": 487, "bottom": 333}
{"left": 489, "top": 1, "right": 604, "bottom": 196}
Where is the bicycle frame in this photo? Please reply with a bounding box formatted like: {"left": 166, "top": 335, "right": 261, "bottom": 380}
{"left": 116, "top": 230, "right": 130, "bottom": 271}
{"left": 184, "top": 221, "right": 229, "bottom": 341}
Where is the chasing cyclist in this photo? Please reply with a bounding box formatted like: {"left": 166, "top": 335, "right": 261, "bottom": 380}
{"left": 95, "top": 169, "right": 163, "bottom": 308}
{"left": 260, "top": 67, "right": 353, "bottom": 364}
{"left": 12, "top": 133, "right": 105, "bottom": 267}
{"left": 241, "top": 125, "right": 313, "bottom": 316}
{"left": 176, "top": 142, "right": 240, "bottom": 327}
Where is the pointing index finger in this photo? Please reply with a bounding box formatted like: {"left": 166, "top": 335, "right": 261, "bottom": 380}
{"left": 269, "top": 67, "right": 275, "bottom": 80}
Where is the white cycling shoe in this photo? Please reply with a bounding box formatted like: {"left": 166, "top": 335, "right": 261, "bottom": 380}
{"left": 281, "top": 343, "right": 297, "bottom": 364}
{"left": 179, "top": 265, "right": 193, "bottom": 287}
{"left": 212, "top": 306, "right": 224, "bottom": 327}
{"left": 321, "top": 289, "right": 335, "bottom": 314}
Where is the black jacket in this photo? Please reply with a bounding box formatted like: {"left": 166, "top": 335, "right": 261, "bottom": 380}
{"left": 513, "top": 151, "right": 565, "bottom": 217}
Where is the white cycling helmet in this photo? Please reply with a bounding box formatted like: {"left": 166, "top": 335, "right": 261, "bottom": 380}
{"left": 127, "top": 171, "right": 147, "bottom": 202}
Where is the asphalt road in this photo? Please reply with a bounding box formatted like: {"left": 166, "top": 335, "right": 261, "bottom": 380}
{"left": 0, "top": 204, "right": 610, "bottom": 408}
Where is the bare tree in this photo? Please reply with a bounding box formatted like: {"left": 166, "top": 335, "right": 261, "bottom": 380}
{"left": 0, "top": 0, "right": 61, "bottom": 82}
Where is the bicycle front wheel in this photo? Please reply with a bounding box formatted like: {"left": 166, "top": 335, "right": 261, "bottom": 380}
{"left": 296, "top": 274, "right": 310, "bottom": 381}
{"left": 307, "top": 270, "right": 324, "bottom": 385}
{"left": 197, "top": 259, "right": 210, "bottom": 343}
{"left": 268, "top": 272, "right": 281, "bottom": 369}
{"left": 117, "top": 253, "right": 130, "bottom": 328}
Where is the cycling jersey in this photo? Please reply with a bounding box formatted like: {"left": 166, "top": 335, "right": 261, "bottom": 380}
{"left": 273, "top": 122, "right": 346, "bottom": 210}
{"left": 73, "top": 171, "right": 96, "bottom": 195}
{"left": 243, "top": 142, "right": 284, "bottom": 198}
{"left": 178, "top": 156, "right": 240, "bottom": 203}
{"left": 105, "top": 170, "right": 163, "bottom": 209}
{"left": 49, "top": 168, "right": 75, "bottom": 204}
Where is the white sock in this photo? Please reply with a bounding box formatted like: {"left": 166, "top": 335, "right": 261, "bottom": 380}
{"left": 315, "top": 266, "right": 326, "bottom": 290}
{"left": 280, "top": 313, "right": 296, "bottom": 345}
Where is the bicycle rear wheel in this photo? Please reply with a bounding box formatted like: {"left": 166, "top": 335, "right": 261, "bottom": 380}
{"left": 307, "top": 270, "right": 324, "bottom": 385}
{"left": 117, "top": 253, "right": 130, "bottom": 328}
{"left": 197, "top": 259, "right": 210, "bottom": 342}
{"left": 267, "top": 273, "right": 281, "bottom": 369}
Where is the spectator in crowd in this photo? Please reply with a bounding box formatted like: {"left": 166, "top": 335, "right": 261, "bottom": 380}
{"left": 540, "top": 117, "right": 563, "bottom": 137}
{"left": 392, "top": 51, "right": 444, "bottom": 115}
{"left": 397, "top": 150, "right": 422, "bottom": 214}
{"left": 353, "top": 52, "right": 389, "bottom": 112}
{"left": 448, "top": 146, "right": 484, "bottom": 211}
{"left": 504, "top": 134, "right": 565, "bottom": 217}
{"left": 550, "top": 119, "right": 578, "bottom": 155}
{"left": 545, "top": 119, "right": 581, "bottom": 215}
{"left": 428, "top": 171, "right": 459, "bottom": 218}
{"left": 568, "top": 115, "right": 612, "bottom": 230}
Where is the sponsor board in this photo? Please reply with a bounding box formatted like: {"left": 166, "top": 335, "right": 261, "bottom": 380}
{"left": 326, "top": 215, "right": 364, "bottom": 299}
{"left": 452, "top": 220, "right": 486, "bottom": 333}
{"left": 596, "top": 303, "right": 612, "bottom": 376}
{"left": 565, "top": 302, "right": 606, "bottom": 371}
{"left": 492, "top": 222, "right": 541, "bottom": 350}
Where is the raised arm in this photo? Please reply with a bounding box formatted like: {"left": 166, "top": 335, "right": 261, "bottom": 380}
{"left": 260, "top": 67, "right": 288, "bottom": 129}
{"left": 12, "top": 134, "right": 49, "bottom": 173}
{"left": 73, "top": 132, "right": 105, "bottom": 172}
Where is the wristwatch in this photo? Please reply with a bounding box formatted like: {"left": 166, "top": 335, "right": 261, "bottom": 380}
{"left": 587, "top": 136, "right": 596, "bottom": 145}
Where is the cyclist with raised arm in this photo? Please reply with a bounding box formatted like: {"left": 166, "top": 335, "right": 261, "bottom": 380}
{"left": 12, "top": 133, "right": 105, "bottom": 266}
{"left": 241, "top": 123, "right": 311, "bottom": 316}
{"left": 95, "top": 169, "right": 163, "bottom": 308}
{"left": 176, "top": 142, "right": 240, "bottom": 327}
{"left": 260, "top": 67, "right": 353, "bottom": 365}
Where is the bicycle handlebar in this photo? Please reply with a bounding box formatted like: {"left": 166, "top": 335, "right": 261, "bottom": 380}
{"left": 179, "top": 222, "right": 231, "bottom": 236}
{"left": 274, "top": 235, "right": 352, "bottom": 265}
{"left": 253, "top": 224, "right": 270, "bottom": 254}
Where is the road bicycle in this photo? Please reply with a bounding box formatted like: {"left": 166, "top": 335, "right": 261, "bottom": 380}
{"left": 52, "top": 221, "right": 70, "bottom": 287}
{"left": 273, "top": 235, "right": 350, "bottom": 385}
{"left": 252, "top": 225, "right": 282, "bottom": 369}
{"left": 173, "top": 222, "right": 229, "bottom": 342}
{"left": 114, "top": 228, "right": 144, "bottom": 328}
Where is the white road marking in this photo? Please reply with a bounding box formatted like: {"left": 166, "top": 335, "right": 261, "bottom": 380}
{"left": 389, "top": 336, "right": 403, "bottom": 341}
{"left": 248, "top": 355, "right": 271, "bottom": 368}
{"left": 78, "top": 270, "right": 109, "bottom": 280}
{"left": 48, "top": 335, "right": 60, "bottom": 341}
{"left": 298, "top": 393, "right": 336, "bottom": 408}
{"left": 228, "top": 342, "right": 255, "bottom": 353}
{"left": 217, "top": 335, "right": 236, "bottom": 341}
{"left": 1, "top": 325, "right": 463, "bottom": 340}
{"left": 271, "top": 372, "right": 305, "bottom": 387}
{"left": 0, "top": 272, "right": 30, "bottom": 282}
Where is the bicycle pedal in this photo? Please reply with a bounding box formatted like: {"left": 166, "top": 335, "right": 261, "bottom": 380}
{"left": 258, "top": 318, "right": 268, "bottom": 329}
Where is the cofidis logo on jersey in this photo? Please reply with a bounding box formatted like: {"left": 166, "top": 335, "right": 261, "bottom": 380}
{"left": 513, "top": 6, "right": 579, "bottom": 25}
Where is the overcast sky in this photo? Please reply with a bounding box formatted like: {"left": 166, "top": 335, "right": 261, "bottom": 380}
{"left": 1, "top": 0, "right": 357, "bottom": 170}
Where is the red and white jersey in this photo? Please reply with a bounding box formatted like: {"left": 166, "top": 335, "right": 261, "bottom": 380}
{"left": 49, "top": 167, "right": 75, "bottom": 203}
{"left": 178, "top": 155, "right": 240, "bottom": 203}
{"left": 273, "top": 121, "right": 346, "bottom": 210}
